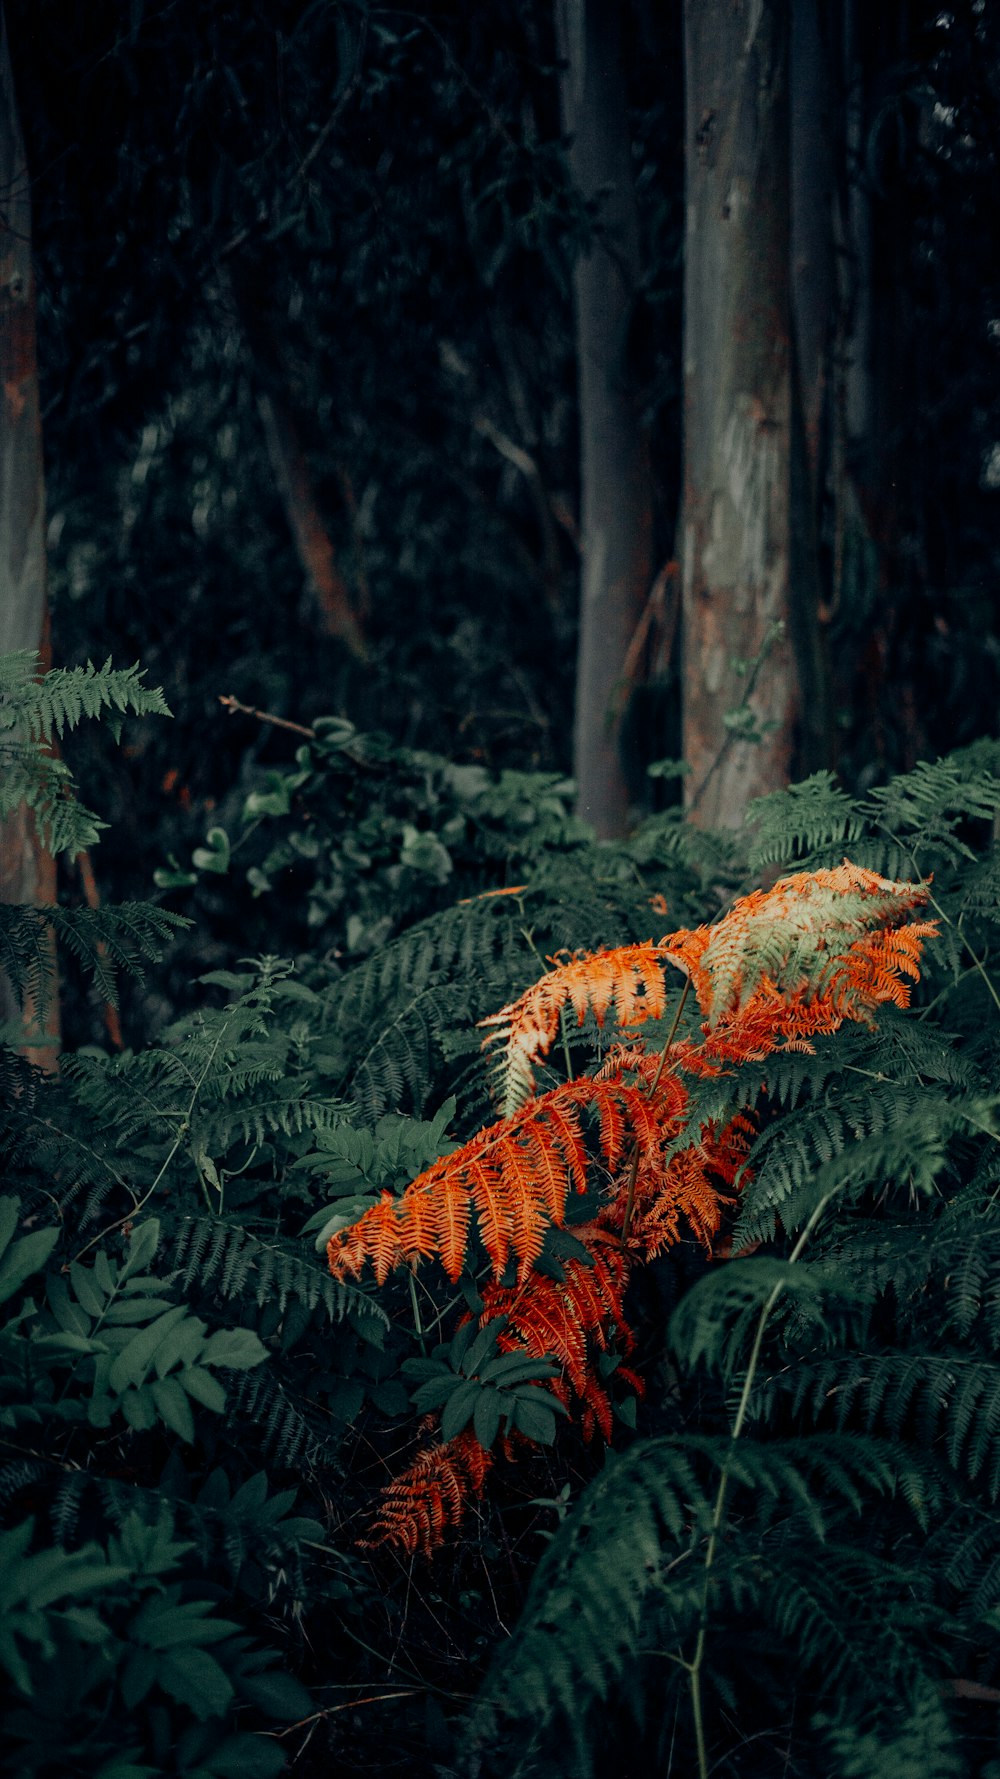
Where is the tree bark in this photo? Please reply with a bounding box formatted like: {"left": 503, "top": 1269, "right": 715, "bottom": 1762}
{"left": 681, "top": 0, "right": 802, "bottom": 830}
{"left": 0, "top": 6, "right": 58, "bottom": 1059}
{"left": 558, "top": 0, "right": 653, "bottom": 839}
{"left": 788, "top": 0, "right": 834, "bottom": 772}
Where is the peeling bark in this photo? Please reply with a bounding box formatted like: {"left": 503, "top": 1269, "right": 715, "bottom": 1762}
{"left": 681, "top": 0, "right": 803, "bottom": 830}
{"left": 0, "top": 7, "right": 58, "bottom": 1060}
{"left": 558, "top": 0, "right": 653, "bottom": 839}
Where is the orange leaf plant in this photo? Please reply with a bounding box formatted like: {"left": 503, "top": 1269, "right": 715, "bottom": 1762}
{"left": 327, "top": 863, "right": 937, "bottom": 1553}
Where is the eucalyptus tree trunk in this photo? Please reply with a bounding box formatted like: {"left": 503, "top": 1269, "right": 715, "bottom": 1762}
{"left": 558, "top": 0, "right": 652, "bottom": 839}
{"left": 681, "top": 0, "right": 803, "bottom": 829}
{"left": 788, "top": 0, "right": 834, "bottom": 773}
{"left": 0, "top": 7, "right": 58, "bottom": 1055}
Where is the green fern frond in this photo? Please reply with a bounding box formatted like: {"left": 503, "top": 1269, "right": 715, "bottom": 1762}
{"left": 787, "top": 1349, "right": 1000, "bottom": 1495}
{"left": 745, "top": 771, "right": 865, "bottom": 871}
{"left": 467, "top": 1431, "right": 939, "bottom": 1776}
{"left": 226, "top": 1367, "right": 330, "bottom": 1469}
{"left": 813, "top": 1674, "right": 964, "bottom": 1779}
{"left": 172, "top": 1215, "right": 387, "bottom": 1325}
{"left": 0, "top": 651, "right": 171, "bottom": 741}
{"left": 863, "top": 757, "right": 1000, "bottom": 860}
{"left": 733, "top": 1086, "right": 980, "bottom": 1244}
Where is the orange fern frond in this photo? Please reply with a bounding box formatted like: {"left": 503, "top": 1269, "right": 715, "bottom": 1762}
{"left": 669, "top": 861, "right": 935, "bottom": 1029}
{"left": 478, "top": 1227, "right": 634, "bottom": 1397}
{"left": 364, "top": 1430, "right": 492, "bottom": 1557}
{"left": 342, "top": 861, "right": 941, "bottom": 1558}
{"left": 480, "top": 941, "right": 685, "bottom": 1112}
{"left": 327, "top": 1071, "right": 697, "bottom": 1287}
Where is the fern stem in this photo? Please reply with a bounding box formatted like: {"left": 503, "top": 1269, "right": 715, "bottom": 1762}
{"left": 520, "top": 926, "right": 575, "bottom": 1081}
{"left": 890, "top": 827, "right": 1000, "bottom": 1019}
{"left": 686, "top": 1188, "right": 835, "bottom": 1779}
{"left": 926, "top": 886, "right": 1000, "bottom": 1018}
{"left": 621, "top": 975, "right": 691, "bottom": 1245}
{"left": 70, "top": 1013, "right": 232, "bottom": 1264}
{"left": 650, "top": 972, "right": 691, "bottom": 1096}
{"left": 408, "top": 1269, "right": 427, "bottom": 1353}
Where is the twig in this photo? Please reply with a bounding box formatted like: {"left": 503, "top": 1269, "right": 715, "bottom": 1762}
{"left": 218, "top": 694, "right": 316, "bottom": 739}
{"left": 268, "top": 1689, "right": 421, "bottom": 1737}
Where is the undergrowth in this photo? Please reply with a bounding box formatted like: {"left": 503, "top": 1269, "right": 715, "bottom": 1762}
{"left": 4, "top": 653, "right": 1000, "bottom": 1775}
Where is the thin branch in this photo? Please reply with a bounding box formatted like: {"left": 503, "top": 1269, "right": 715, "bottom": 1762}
{"left": 218, "top": 694, "right": 316, "bottom": 739}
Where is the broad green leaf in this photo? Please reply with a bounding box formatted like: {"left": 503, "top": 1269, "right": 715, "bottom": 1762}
{"left": 69, "top": 1260, "right": 106, "bottom": 1318}
{"left": 119, "top": 1221, "right": 160, "bottom": 1282}
{"left": 481, "top": 1352, "right": 559, "bottom": 1386}
{"left": 108, "top": 1305, "right": 190, "bottom": 1393}
{"left": 93, "top": 1250, "right": 115, "bottom": 1295}
{"left": 132, "top": 1596, "right": 238, "bottom": 1650}
{"left": 200, "top": 1328, "right": 268, "bottom": 1370}
{"left": 473, "top": 1386, "right": 503, "bottom": 1450}
{"left": 195, "top": 1733, "right": 287, "bottom": 1777}
{"left": 237, "top": 1667, "right": 313, "bottom": 1721}
{"left": 94, "top": 1755, "right": 157, "bottom": 1779}
{"left": 461, "top": 1313, "right": 507, "bottom": 1378}
{"left": 512, "top": 1397, "right": 557, "bottom": 1444}
{"left": 104, "top": 1297, "right": 178, "bottom": 1326}
{"left": 151, "top": 1376, "right": 196, "bottom": 1442}
{"left": 230, "top": 1472, "right": 269, "bottom": 1514}
{"left": 411, "top": 1373, "right": 458, "bottom": 1413}
{"left": 440, "top": 1378, "right": 481, "bottom": 1442}
{"left": 0, "top": 1196, "right": 20, "bottom": 1260}
{"left": 47, "top": 1273, "right": 91, "bottom": 1336}
{"left": 158, "top": 1645, "right": 234, "bottom": 1719}
{"left": 120, "top": 1385, "right": 157, "bottom": 1430}
{"left": 0, "top": 1227, "right": 59, "bottom": 1305}
{"left": 121, "top": 1647, "right": 159, "bottom": 1709}
{"left": 179, "top": 1367, "right": 227, "bottom": 1413}
{"left": 510, "top": 1384, "right": 569, "bottom": 1415}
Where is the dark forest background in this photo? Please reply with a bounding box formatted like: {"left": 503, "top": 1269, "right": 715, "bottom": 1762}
{"left": 6, "top": 6, "right": 1000, "bottom": 1777}
{"left": 8, "top": 0, "right": 1000, "bottom": 1015}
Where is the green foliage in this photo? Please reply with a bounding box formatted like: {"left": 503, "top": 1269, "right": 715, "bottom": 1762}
{"left": 0, "top": 902, "right": 185, "bottom": 1028}
{"left": 402, "top": 1315, "right": 567, "bottom": 1451}
{"left": 463, "top": 744, "right": 1000, "bottom": 1777}
{"left": 0, "top": 652, "right": 171, "bottom": 858}
{"left": 11, "top": 642, "right": 1000, "bottom": 1773}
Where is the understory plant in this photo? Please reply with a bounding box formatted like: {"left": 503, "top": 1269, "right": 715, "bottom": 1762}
{"left": 5, "top": 649, "right": 1000, "bottom": 1775}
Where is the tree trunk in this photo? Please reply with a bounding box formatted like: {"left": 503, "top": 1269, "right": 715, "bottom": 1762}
{"left": 558, "top": 0, "right": 653, "bottom": 839}
{"left": 229, "top": 263, "right": 366, "bottom": 660}
{"left": 681, "top": 0, "right": 801, "bottom": 830}
{"left": 0, "top": 6, "right": 58, "bottom": 1059}
{"left": 788, "top": 0, "right": 834, "bottom": 773}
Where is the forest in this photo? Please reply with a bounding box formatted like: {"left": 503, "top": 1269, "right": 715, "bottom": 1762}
{"left": 4, "top": 1, "right": 1000, "bottom": 1774}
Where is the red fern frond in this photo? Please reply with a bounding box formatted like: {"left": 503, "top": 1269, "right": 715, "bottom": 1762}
{"left": 477, "top": 1227, "right": 634, "bottom": 1399}
{"left": 364, "top": 1430, "right": 492, "bottom": 1557}
{"left": 327, "top": 1072, "right": 696, "bottom": 1286}
{"left": 434, "top": 1173, "right": 471, "bottom": 1280}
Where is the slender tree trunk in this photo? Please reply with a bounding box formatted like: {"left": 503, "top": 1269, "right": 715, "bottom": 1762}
{"left": 229, "top": 263, "right": 366, "bottom": 660}
{"left": 681, "top": 0, "right": 802, "bottom": 829}
{"left": 255, "top": 389, "right": 366, "bottom": 659}
{"left": 0, "top": 6, "right": 58, "bottom": 1059}
{"left": 558, "top": 0, "right": 653, "bottom": 839}
{"left": 789, "top": 0, "right": 834, "bottom": 771}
